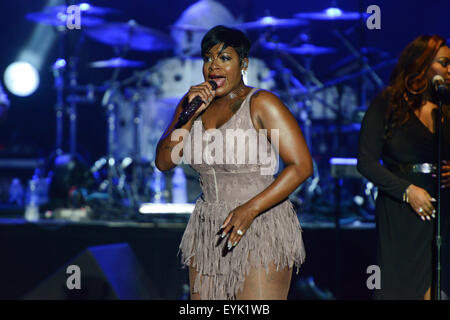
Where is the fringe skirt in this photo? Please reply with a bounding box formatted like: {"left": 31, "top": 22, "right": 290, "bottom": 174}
{"left": 179, "top": 197, "right": 306, "bottom": 300}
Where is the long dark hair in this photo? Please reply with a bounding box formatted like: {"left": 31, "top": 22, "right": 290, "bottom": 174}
{"left": 382, "top": 35, "right": 449, "bottom": 139}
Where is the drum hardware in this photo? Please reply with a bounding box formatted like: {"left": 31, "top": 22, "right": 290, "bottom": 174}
{"left": 168, "top": 24, "right": 209, "bottom": 33}
{"left": 261, "top": 37, "right": 332, "bottom": 211}
{"left": 26, "top": 9, "right": 105, "bottom": 27}
{"left": 235, "top": 15, "right": 308, "bottom": 30}
{"left": 42, "top": 12, "right": 94, "bottom": 159}
{"left": 84, "top": 20, "right": 174, "bottom": 52}
{"left": 262, "top": 42, "right": 336, "bottom": 56}
{"left": 51, "top": 58, "right": 65, "bottom": 157}
{"left": 332, "top": 29, "right": 384, "bottom": 90}
{"left": 39, "top": 12, "right": 172, "bottom": 211}
{"left": 328, "top": 47, "right": 390, "bottom": 75}
{"left": 46, "top": 4, "right": 122, "bottom": 16}
{"left": 30, "top": 1, "right": 394, "bottom": 224}
{"left": 288, "top": 8, "right": 383, "bottom": 295}
{"left": 88, "top": 68, "right": 166, "bottom": 210}
{"left": 83, "top": 19, "right": 176, "bottom": 210}
{"left": 294, "top": 8, "right": 367, "bottom": 21}
{"left": 85, "top": 18, "right": 171, "bottom": 204}
{"left": 124, "top": 80, "right": 149, "bottom": 207}
{"left": 251, "top": 7, "right": 386, "bottom": 229}
{"left": 290, "top": 58, "right": 396, "bottom": 102}
{"left": 99, "top": 81, "right": 137, "bottom": 208}
{"left": 89, "top": 57, "right": 146, "bottom": 69}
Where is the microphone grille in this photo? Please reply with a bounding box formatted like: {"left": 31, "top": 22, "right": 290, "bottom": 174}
{"left": 432, "top": 75, "right": 445, "bottom": 85}
{"left": 208, "top": 80, "right": 218, "bottom": 90}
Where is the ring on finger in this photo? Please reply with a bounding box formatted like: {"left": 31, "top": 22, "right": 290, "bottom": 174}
{"left": 418, "top": 207, "right": 423, "bottom": 213}
{"left": 237, "top": 229, "right": 244, "bottom": 236}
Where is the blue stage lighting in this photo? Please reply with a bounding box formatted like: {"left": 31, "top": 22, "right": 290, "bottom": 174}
{"left": 3, "top": 61, "right": 40, "bottom": 97}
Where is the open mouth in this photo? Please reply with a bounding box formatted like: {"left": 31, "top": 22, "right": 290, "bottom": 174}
{"left": 209, "top": 75, "right": 226, "bottom": 88}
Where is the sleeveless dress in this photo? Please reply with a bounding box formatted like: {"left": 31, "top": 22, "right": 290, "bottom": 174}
{"left": 179, "top": 88, "right": 306, "bottom": 300}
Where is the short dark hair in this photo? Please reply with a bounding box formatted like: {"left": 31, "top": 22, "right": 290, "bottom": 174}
{"left": 201, "top": 25, "right": 251, "bottom": 65}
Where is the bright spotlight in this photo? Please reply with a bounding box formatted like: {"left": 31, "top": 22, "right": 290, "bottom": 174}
{"left": 79, "top": 3, "right": 91, "bottom": 11}
{"left": 325, "top": 7, "right": 343, "bottom": 18}
{"left": 3, "top": 62, "right": 40, "bottom": 97}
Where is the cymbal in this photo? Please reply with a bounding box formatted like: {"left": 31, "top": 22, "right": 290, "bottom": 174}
{"left": 235, "top": 15, "right": 308, "bottom": 30}
{"left": 44, "top": 4, "right": 121, "bottom": 16}
{"left": 263, "top": 42, "right": 336, "bottom": 56}
{"left": 295, "top": 8, "right": 366, "bottom": 21}
{"left": 85, "top": 21, "right": 174, "bottom": 52}
{"left": 89, "top": 58, "right": 145, "bottom": 68}
{"left": 26, "top": 10, "right": 105, "bottom": 27}
{"left": 169, "top": 24, "right": 209, "bottom": 32}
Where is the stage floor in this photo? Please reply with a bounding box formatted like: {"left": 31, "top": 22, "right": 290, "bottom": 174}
{"left": 0, "top": 209, "right": 377, "bottom": 300}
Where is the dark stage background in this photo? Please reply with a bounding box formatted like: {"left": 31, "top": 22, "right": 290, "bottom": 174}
{"left": 0, "top": 0, "right": 448, "bottom": 160}
{"left": 0, "top": 0, "right": 448, "bottom": 300}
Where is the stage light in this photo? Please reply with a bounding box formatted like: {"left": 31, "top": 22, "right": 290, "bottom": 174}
{"left": 329, "top": 157, "right": 357, "bottom": 165}
{"left": 53, "top": 58, "right": 67, "bottom": 70}
{"left": 79, "top": 3, "right": 91, "bottom": 11}
{"left": 261, "top": 16, "right": 276, "bottom": 24}
{"left": 325, "top": 7, "right": 343, "bottom": 18}
{"left": 139, "top": 203, "right": 195, "bottom": 214}
{"left": 3, "top": 61, "right": 40, "bottom": 97}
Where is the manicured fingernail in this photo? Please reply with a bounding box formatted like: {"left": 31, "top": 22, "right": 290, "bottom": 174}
{"left": 421, "top": 216, "right": 425, "bottom": 221}
{"left": 431, "top": 198, "right": 437, "bottom": 202}
{"left": 426, "top": 216, "right": 431, "bottom": 221}
{"left": 221, "top": 232, "right": 226, "bottom": 238}
{"left": 233, "top": 242, "right": 237, "bottom": 247}
{"left": 227, "top": 241, "right": 232, "bottom": 249}
{"left": 432, "top": 214, "right": 436, "bottom": 219}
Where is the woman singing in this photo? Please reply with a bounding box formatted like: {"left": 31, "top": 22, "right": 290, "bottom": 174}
{"left": 155, "top": 25, "right": 312, "bottom": 299}
{"left": 357, "top": 35, "right": 450, "bottom": 299}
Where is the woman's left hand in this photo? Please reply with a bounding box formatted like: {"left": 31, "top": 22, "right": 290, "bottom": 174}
{"left": 220, "top": 204, "right": 259, "bottom": 250}
{"left": 442, "top": 160, "right": 450, "bottom": 188}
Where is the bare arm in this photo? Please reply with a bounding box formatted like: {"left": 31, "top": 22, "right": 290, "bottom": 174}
{"left": 246, "top": 90, "right": 313, "bottom": 213}
{"left": 155, "top": 81, "right": 216, "bottom": 171}
{"left": 155, "top": 94, "right": 193, "bottom": 171}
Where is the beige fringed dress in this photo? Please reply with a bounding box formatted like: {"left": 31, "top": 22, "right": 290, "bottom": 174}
{"left": 179, "top": 88, "right": 306, "bottom": 299}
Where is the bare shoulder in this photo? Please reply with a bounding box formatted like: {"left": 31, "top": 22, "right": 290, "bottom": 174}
{"left": 249, "top": 89, "right": 292, "bottom": 128}
{"left": 250, "top": 88, "right": 282, "bottom": 104}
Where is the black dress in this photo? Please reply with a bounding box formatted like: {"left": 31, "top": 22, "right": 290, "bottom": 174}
{"left": 357, "top": 94, "right": 450, "bottom": 299}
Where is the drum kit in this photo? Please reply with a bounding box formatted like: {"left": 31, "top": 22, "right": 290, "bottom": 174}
{"left": 26, "top": 3, "right": 389, "bottom": 216}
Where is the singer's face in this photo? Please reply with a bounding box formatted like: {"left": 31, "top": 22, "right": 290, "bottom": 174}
{"left": 428, "top": 46, "right": 450, "bottom": 84}
{"left": 202, "top": 43, "right": 245, "bottom": 96}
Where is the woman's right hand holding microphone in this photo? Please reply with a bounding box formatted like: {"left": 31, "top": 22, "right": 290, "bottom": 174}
{"left": 183, "top": 80, "right": 217, "bottom": 122}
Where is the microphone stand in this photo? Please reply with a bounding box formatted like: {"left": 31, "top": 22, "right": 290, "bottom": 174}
{"left": 435, "top": 94, "right": 443, "bottom": 300}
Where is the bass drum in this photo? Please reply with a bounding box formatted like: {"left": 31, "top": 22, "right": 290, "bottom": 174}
{"left": 114, "top": 86, "right": 174, "bottom": 163}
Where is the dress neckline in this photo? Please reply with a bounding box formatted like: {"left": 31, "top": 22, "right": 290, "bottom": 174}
{"left": 200, "top": 87, "right": 256, "bottom": 130}
{"left": 411, "top": 110, "right": 436, "bottom": 136}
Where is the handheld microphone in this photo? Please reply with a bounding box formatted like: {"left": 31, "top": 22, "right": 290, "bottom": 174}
{"left": 175, "top": 80, "right": 217, "bottom": 128}
{"left": 432, "top": 75, "right": 448, "bottom": 96}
